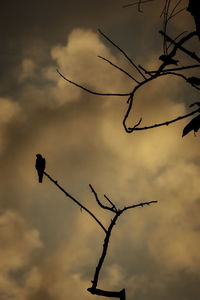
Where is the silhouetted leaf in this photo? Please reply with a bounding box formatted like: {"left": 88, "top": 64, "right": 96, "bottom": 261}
{"left": 182, "top": 114, "right": 200, "bottom": 137}
{"left": 187, "top": 0, "right": 200, "bottom": 39}
{"left": 187, "top": 76, "right": 200, "bottom": 86}
{"left": 189, "top": 102, "right": 200, "bottom": 107}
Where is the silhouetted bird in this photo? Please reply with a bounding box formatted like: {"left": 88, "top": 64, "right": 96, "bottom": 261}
{"left": 182, "top": 114, "right": 200, "bottom": 137}
{"left": 35, "top": 154, "right": 46, "bottom": 183}
{"left": 187, "top": 76, "right": 200, "bottom": 86}
{"left": 159, "top": 55, "right": 178, "bottom": 65}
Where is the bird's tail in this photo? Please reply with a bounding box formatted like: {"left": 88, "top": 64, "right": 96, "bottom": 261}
{"left": 38, "top": 173, "right": 43, "bottom": 183}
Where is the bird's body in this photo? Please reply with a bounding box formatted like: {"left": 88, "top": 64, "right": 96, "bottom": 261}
{"left": 35, "top": 154, "right": 46, "bottom": 183}
{"left": 159, "top": 55, "right": 178, "bottom": 65}
{"left": 182, "top": 114, "right": 200, "bottom": 137}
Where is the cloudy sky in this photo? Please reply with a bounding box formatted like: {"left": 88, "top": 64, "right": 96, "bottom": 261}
{"left": 0, "top": 1, "right": 200, "bottom": 299}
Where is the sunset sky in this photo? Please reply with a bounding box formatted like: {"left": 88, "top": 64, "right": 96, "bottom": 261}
{"left": 0, "top": 1, "right": 200, "bottom": 299}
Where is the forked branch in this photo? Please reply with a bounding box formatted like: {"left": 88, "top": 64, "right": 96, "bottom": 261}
{"left": 57, "top": 2, "right": 199, "bottom": 137}
{"left": 43, "top": 170, "right": 157, "bottom": 300}
{"left": 43, "top": 171, "right": 107, "bottom": 233}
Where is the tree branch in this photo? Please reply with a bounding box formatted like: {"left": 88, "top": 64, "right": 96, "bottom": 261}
{"left": 98, "top": 29, "right": 146, "bottom": 80}
{"left": 104, "top": 194, "right": 117, "bottom": 212}
{"left": 123, "top": 70, "right": 200, "bottom": 133}
{"left": 123, "top": 0, "right": 154, "bottom": 9}
{"left": 88, "top": 287, "right": 126, "bottom": 299}
{"left": 121, "top": 200, "right": 158, "bottom": 212}
{"left": 126, "top": 107, "right": 200, "bottom": 133}
{"left": 159, "top": 31, "right": 200, "bottom": 63}
{"left": 98, "top": 55, "right": 139, "bottom": 83}
{"left": 142, "top": 64, "right": 200, "bottom": 74}
{"left": 56, "top": 69, "right": 131, "bottom": 97}
{"left": 90, "top": 212, "right": 122, "bottom": 290}
{"left": 89, "top": 184, "right": 117, "bottom": 213}
{"left": 89, "top": 196, "right": 157, "bottom": 298}
{"left": 41, "top": 171, "right": 157, "bottom": 300}
{"left": 43, "top": 171, "right": 107, "bottom": 233}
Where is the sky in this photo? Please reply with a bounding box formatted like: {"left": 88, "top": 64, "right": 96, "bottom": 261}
{"left": 0, "top": 1, "right": 200, "bottom": 299}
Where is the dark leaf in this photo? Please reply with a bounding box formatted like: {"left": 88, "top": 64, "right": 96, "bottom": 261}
{"left": 182, "top": 114, "right": 200, "bottom": 137}
{"left": 187, "top": 0, "right": 200, "bottom": 39}
{"left": 189, "top": 102, "right": 200, "bottom": 107}
{"left": 187, "top": 76, "right": 200, "bottom": 86}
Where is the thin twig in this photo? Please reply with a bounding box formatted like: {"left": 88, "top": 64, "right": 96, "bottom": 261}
{"left": 57, "top": 69, "right": 131, "bottom": 97}
{"left": 169, "top": 7, "right": 186, "bottom": 20}
{"left": 98, "top": 29, "right": 146, "bottom": 80}
{"left": 123, "top": 0, "right": 154, "bottom": 9}
{"left": 138, "top": 65, "right": 152, "bottom": 76}
{"left": 121, "top": 200, "right": 158, "bottom": 212}
{"left": 89, "top": 184, "right": 117, "bottom": 213}
{"left": 169, "top": 0, "right": 183, "bottom": 18}
{"left": 44, "top": 171, "right": 107, "bottom": 233}
{"left": 167, "top": 31, "right": 187, "bottom": 51}
{"left": 142, "top": 64, "right": 200, "bottom": 74}
{"left": 104, "top": 194, "right": 117, "bottom": 212}
{"left": 98, "top": 55, "right": 140, "bottom": 83}
{"left": 159, "top": 31, "right": 200, "bottom": 63}
{"left": 126, "top": 107, "right": 200, "bottom": 132}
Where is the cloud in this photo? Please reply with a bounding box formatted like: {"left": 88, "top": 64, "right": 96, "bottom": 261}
{"left": 0, "top": 97, "right": 21, "bottom": 154}
{"left": 0, "top": 210, "right": 42, "bottom": 300}
{"left": 41, "top": 28, "right": 130, "bottom": 106}
{"left": 18, "top": 59, "right": 36, "bottom": 82}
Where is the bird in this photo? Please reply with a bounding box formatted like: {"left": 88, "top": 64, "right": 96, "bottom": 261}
{"left": 35, "top": 154, "right": 46, "bottom": 183}
{"left": 159, "top": 54, "right": 178, "bottom": 65}
{"left": 182, "top": 114, "right": 200, "bottom": 137}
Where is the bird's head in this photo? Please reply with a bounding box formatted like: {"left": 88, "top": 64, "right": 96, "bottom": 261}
{"left": 36, "top": 154, "right": 42, "bottom": 158}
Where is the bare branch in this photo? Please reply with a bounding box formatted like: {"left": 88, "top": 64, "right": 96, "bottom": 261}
{"left": 44, "top": 171, "right": 107, "bottom": 233}
{"left": 89, "top": 184, "right": 117, "bottom": 213}
{"left": 98, "top": 55, "right": 140, "bottom": 83}
{"left": 88, "top": 287, "right": 125, "bottom": 299}
{"left": 57, "top": 69, "right": 131, "bottom": 97}
{"left": 169, "top": 7, "right": 186, "bottom": 20}
{"left": 121, "top": 200, "right": 158, "bottom": 213}
{"left": 167, "top": 31, "right": 187, "bottom": 51}
{"left": 123, "top": 66, "right": 200, "bottom": 133}
{"left": 104, "top": 194, "right": 117, "bottom": 212}
{"left": 42, "top": 169, "right": 157, "bottom": 300}
{"left": 132, "top": 117, "right": 143, "bottom": 129}
{"left": 159, "top": 31, "right": 200, "bottom": 63}
{"left": 138, "top": 64, "right": 153, "bottom": 77}
{"left": 126, "top": 107, "right": 200, "bottom": 133}
{"left": 89, "top": 195, "right": 157, "bottom": 296}
{"left": 90, "top": 212, "right": 122, "bottom": 290}
{"left": 98, "top": 29, "right": 146, "bottom": 80}
{"left": 169, "top": 0, "right": 183, "bottom": 18}
{"left": 144, "top": 64, "right": 200, "bottom": 74}
{"left": 123, "top": 0, "right": 154, "bottom": 9}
